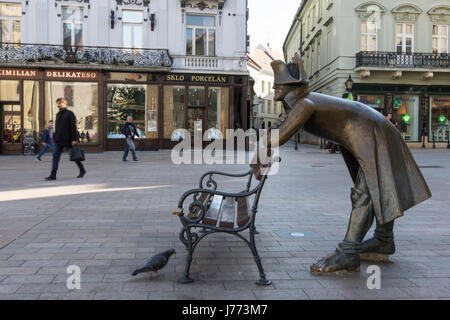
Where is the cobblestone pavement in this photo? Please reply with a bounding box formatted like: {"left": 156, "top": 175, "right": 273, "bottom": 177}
{"left": 0, "top": 144, "right": 449, "bottom": 300}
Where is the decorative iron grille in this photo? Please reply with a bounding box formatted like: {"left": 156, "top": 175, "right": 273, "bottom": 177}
{"left": 356, "top": 51, "right": 450, "bottom": 69}
{"left": 0, "top": 42, "right": 172, "bottom": 67}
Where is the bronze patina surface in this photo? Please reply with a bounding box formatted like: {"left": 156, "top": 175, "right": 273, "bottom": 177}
{"left": 265, "top": 53, "right": 432, "bottom": 273}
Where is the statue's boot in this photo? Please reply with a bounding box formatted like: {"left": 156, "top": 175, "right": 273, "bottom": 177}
{"left": 311, "top": 169, "right": 374, "bottom": 273}
{"left": 360, "top": 220, "right": 395, "bottom": 263}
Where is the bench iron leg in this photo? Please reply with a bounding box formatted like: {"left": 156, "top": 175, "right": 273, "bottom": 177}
{"left": 248, "top": 227, "right": 271, "bottom": 286}
{"left": 179, "top": 229, "right": 195, "bottom": 284}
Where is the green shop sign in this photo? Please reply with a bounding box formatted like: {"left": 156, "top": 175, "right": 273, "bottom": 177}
{"left": 438, "top": 114, "right": 447, "bottom": 124}
{"left": 394, "top": 98, "right": 402, "bottom": 109}
{"left": 402, "top": 113, "right": 411, "bottom": 124}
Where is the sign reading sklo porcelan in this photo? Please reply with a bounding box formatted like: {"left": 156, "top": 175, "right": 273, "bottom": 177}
{"left": 45, "top": 70, "right": 98, "bottom": 81}
{"left": 165, "top": 73, "right": 228, "bottom": 84}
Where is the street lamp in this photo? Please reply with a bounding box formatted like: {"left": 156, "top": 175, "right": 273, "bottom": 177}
{"left": 342, "top": 75, "right": 354, "bottom": 100}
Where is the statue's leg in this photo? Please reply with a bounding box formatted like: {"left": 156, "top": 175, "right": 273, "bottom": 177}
{"left": 311, "top": 168, "right": 373, "bottom": 273}
{"left": 360, "top": 219, "right": 395, "bottom": 262}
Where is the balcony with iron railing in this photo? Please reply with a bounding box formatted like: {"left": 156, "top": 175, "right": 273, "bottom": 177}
{"left": 355, "top": 51, "right": 450, "bottom": 70}
{"left": 171, "top": 55, "right": 247, "bottom": 73}
{"left": 0, "top": 42, "right": 173, "bottom": 70}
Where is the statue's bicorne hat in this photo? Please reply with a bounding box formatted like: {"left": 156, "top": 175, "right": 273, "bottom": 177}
{"left": 270, "top": 52, "right": 308, "bottom": 85}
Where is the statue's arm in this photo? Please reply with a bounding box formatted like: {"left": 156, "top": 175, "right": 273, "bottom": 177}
{"left": 270, "top": 99, "right": 314, "bottom": 147}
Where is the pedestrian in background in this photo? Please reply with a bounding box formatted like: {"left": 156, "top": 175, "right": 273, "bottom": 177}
{"left": 36, "top": 120, "right": 55, "bottom": 161}
{"left": 121, "top": 115, "right": 140, "bottom": 162}
{"left": 386, "top": 112, "right": 399, "bottom": 130}
{"left": 45, "top": 98, "right": 86, "bottom": 180}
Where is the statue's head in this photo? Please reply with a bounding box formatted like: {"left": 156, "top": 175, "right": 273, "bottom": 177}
{"left": 271, "top": 52, "right": 309, "bottom": 101}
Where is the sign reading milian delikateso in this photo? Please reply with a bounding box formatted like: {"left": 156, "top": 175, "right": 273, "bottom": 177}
{"left": 45, "top": 70, "right": 98, "bottom": 81}
{"left": 165, "top": 74, "right": 228, "bottom": 84}
{"left": 0, "top": 68, "right": 39, "bottom": 79}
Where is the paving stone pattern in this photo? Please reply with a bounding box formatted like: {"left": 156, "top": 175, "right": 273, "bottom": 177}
{"left": 0, "top": 144, "right": 449, "bottom": 299}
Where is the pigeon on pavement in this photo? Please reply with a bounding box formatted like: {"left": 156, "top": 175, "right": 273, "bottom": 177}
{"left": 131, "top": 249, "right": 176, "bottom": 279}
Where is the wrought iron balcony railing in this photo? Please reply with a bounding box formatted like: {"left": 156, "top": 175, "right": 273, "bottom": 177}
{"left": 356, "top": 51, "right": 450, "bottom": 69}
{"left": 0, "top": 42, "right": 172, "bottom": 68}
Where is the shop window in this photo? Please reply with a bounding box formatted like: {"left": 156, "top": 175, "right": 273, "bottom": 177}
{"left": 396, "top": 23, "right": 414, "bottom": 54}
{"left": 164, "top": 86, "right": 185, "bottom": 139}
{"left": 393, "top": 95, "right": 419, "bottom": 142}
{"left": 207, "top": 87, "right": 229, "bottom": 139}
{"left": 432, "top": 25, "right": 448, "bottom": 54}
{"left": 146, "top": 85, "right": 158, "bottom": 139}
{"left": 429, "top": 96, "right": 450, "bottom": 142}
{"left": 186, "top": 14, "right": 216, "bottom": 56}
{"left": 62, "top": 7, "right": 83, "bottom": 48}
{"left": 0, "top": 2, "right": 21, "bottom": 45}
{"left": 23, "top": 81, "right": 39, "bottom": 141}
{"left": 0, "top": 79, "right": 19, "bottom": 101}
{"left": 46, "top": 82, "right": 98, "bottom": 143}
{"left": 361, "top": 21, "right": 377, "bottom": 52}
{"left": 357, "top": 95, "right": 384, "bottom": 111}
{"left": 123, "top": 10, "right": 143, "bottom": 51}
{"left": 107, "top": 84, "right": 146, "bottom": 139}
{"left": 188, "top": 86, "right": 205, "bottom": 107}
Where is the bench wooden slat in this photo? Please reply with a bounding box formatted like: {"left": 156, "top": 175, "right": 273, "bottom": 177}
{"left": 218, "top": 197, "right": 235, "bottom": 228}
{"left": 236, "top": 197, "right": 250, "bottom": 227}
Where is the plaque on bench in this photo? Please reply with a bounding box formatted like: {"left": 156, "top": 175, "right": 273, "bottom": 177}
{"left": 203, "top": 195, "right": 223, "bottom": 225}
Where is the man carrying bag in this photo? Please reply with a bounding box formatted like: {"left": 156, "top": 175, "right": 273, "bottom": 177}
{"left": 121, "top": 115, "right": 140, "bottom": 162}
{"left": 45, "top": 98, "right": 86, "bottom": 180}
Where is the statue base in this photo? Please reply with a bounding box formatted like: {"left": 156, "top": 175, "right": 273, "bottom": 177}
{"left": 360, "top": 253, "right": 392, "bottom": 263}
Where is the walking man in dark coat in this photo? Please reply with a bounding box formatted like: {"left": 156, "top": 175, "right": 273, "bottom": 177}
{"left": 122, "top": 115, "right": 140, "bottom": 162}
{"left": 36, "top": 120, "right": 55, "bottom": 161}
{"left": 46, "top": 98, "right": 86, "bottom": 180}
{"left": 264, "top": 53, "right": 431, "bottom": 273}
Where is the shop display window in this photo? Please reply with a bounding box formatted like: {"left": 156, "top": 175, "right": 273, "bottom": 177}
{"left": 429, "top": 96, "right": 450, "bottom": 142}
{"left": 46, "top": 81, "right": 98, "bottom": 143}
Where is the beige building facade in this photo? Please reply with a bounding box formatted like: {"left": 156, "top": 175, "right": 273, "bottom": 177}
{"left": 284, "top": 0, "right": 450, "bottom": 147}
{"left": 247, "top": 44, "right": 285, "bottom": 129}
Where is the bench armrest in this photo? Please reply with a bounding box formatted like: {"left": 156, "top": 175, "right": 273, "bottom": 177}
{"left": 199, "top": 170, "right": 252, "bottom": 189}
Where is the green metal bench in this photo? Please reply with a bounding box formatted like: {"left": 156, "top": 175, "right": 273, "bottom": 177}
{"left": 173, "top": 156, "right": 281, "bottom": 285}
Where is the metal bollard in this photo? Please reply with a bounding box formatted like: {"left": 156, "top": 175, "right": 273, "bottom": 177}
{"left": 447, "top": 131, "right": 450, "bottom": 149}
{"left": 433, "top": 132, "right": 436, "bottom": 149}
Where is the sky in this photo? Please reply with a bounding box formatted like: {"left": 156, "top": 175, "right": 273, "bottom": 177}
{"left": 247, "top": 0, "right": 302, "bottom": 54}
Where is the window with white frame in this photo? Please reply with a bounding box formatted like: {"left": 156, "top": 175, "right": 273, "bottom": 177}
{"left": 396, "top": 23, "right": 414, "bottom": 54}
{"left": 361, "top": 21, "right": 377, "bottom": 51}
{"left": 0, "top": 2, "right": 21, "bottom": 45}
{"left": 432, "top": 24, "right": 448, "bottom": 54}
{"left": 62, "top": 7, "right": 83, "bottom": 48}
{"left": 123, "top": 10, "right": 143, "bottom": 51}
{"left": 312, "top": 5, "right": 316, "bottom": 26}
{"left": 186, "top": 14, "right": 216, "bottom": 56}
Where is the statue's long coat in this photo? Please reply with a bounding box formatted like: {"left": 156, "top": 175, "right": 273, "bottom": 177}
{"left": 275, "top": 92, "right": 431, "bottom": 225}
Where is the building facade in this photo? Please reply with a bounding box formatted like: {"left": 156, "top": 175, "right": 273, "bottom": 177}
{"left": 284, "top": 0, "right": 450, "bottom": 147}
{"left": 247, "top": 44, "right": 284, "bottom": 129}
{"left": 0, "top": 0, "right": 249, "bottom": 154}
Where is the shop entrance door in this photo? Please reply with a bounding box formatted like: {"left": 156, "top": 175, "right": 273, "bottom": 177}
{"left": 187, "top": 107, "right": 206, "bottom": 148}
{"left": 1, "top": 103, "right": 22, "bottom": 154}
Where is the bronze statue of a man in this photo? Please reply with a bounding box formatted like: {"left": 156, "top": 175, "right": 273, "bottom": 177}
{"left": 266, "top": 53, "right": 431, "bottom": 273}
